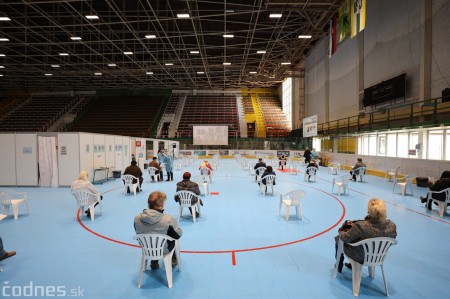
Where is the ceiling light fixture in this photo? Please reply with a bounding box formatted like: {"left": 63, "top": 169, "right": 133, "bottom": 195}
{"left": 145, "top": 34, "right": 156, "bottom": 39}
{"left": 94, "top": 72, "right": 102, "bottom": 75}
{"left": 59, "top": 53, "right": 69, "bottom": 56}
{"left": 123, "top": 51, "right": 133, "bottom": 55}
{"left": 0, "top": 17, "right": 11, "bottom": 21}
{"left": 44, "top": 73, "right": 52, "bottom": 76}
{"left": 70, "top": 36, "right": 82, "bottom": 40}
{"left": 298, "top": 35, "right": 312, "bottom": 39}
{"left": 0, "top": 66, "right": 4, "bottom": 68}
{"left": 0, "top": 54, "right": 6, "bottom": 57}
{"left": 108, "top": 63, "right": 116, "bottom": 67}
{"left": 85, "top": 15, "right": 99, "bottom": 20}
{"left": 281, "top": 62, "right": 291, "bottom": 65}
{"left": 225, "top": 9, "right": 234, "bottom": 13}
{"left": 223, "top": 62, "right": 231, "bottom": 65}
{"left": 269, "top": 13, "right": 282, "bottom": 18}
{"left": 223, "top": 34, "right": 234, "bottom": 38}
{"left": 51, "top": 65, "right": 60, "bottom": 68}
{"left": 146, "top": 71, "right": 153, "bottom": 75}
{"left": 0, "top": 38, "right": 10, "bottom": 41}
{"left": 197, "top": 71, "right": 204, "bottom": 74}
{"left": 190, "top": 50, "right": 199, "bottom": 54}
{"left": 177, "top": 13, "right": 190, "bottom": 18}
{"left": 165, "top": 63, "right": 173, "bottom": 66}
{"left": 0, "top": 74, "right": 3, "bottom": 77}
{"left": 249, "top": 71, "right": 257, "bottom": 74}
{"left": 257, "top": 50, "right": 266, "bottom": 54}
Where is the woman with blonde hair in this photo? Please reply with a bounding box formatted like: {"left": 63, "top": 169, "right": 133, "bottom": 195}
{"left": 335, "top": 199, "right": 397, "bottom": 272}
{"left": 71, "top": 171, "right": 103, "bottom": 217}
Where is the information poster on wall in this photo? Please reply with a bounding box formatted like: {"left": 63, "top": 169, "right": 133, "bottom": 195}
{"left": 303, "top": 115, "right": 318, "bottom": 137}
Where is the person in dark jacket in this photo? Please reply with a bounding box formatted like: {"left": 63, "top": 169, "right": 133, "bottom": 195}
{"left": 335, "top": 198, "right": 397, "bottom": 272}
{"left": 304, "top": 148, "right": 312, "bottom": 164}
{"left": 261, "top": 165, "right": 276, "bottom": 190}
{"left": 149, "top": 157, "right": 163, "bottom": 181}
{"left": 350, "top": 158, "right": 367, "bottom": 181}
{"left": 123, "top": 160, "right": 143, "bottom": 192}
{"left": 175, "top": 172, "right": 202, "bottom": 217}
{"left": 134, "top": 191, "right": 183, "bottom": 270}
{"left": 0, "top": 237, "right": 16, "bottom": 262}
{"left": 254, "top": 158, "right": 267, "bottom": 181}
{"left": 420, "top": 171, "right": 450, "bottom": 209}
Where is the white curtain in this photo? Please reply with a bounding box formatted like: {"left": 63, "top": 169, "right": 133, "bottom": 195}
{"left": 38, "top": 136, "right": 59, "bottom": 187}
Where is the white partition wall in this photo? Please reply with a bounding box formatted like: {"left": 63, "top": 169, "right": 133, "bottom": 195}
{"left": 58, "top": 133, "right": 81, "bottom": 186}
{"left": 15, "top": 133, "right": 39, "bottom": 186}
{"left": 114, "top": 136, "right": 124, "bottom": 173}
{"left": 0, "top": 134, "right": 17, "bottom": 185}
{"left": 93, "top": 134, "right": 106, "bottom": 168}
{"left": 79, "top": 133, "right": 94, "bottom": 179}
{"left": 105, "top": 135, "right": 115, "bottom": 175}
{"left": 122, "top": 136, "right": 130, "bottom": 170}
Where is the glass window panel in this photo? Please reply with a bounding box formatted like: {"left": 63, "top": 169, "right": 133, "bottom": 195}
{"left": 428, "top": 130, "right": 443, "bottom": 160}
{"left": 368, "top": 135, "right": 377, "bottom": 156}
{"left": 408, "top": 131, "right": 419, "bottom": 158}
{"left": 397, "top": 133, "right": 408, "bottom": 158}
{"left": 386, "top": 134, "right": 396, "bottom": 157}
{"left": 378, "top": 135, "right": 386, "bottom": 155}
{"left": 446, "top": 130, "right": 450, "bottom": 160}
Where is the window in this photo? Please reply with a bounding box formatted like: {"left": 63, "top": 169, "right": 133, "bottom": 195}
{"left": 397, "top": 132, "right": 408, "bottom": 158}
{"left": 378, "top": 135, "right": 386, "bottom": 155}
{"left": 408, "top": 131, "right": 419, "bottom": 158}
{"left": 368, "top": 135, "right": 377, "bottom": 156}
{"left": 282, "top": 77, "right": 292, "bottom": 129}
{"left": 386, "top": 134, "right": 397, "bottom": 157}
{"left": 428, "top": 130, "right": 443, "bottom": 160}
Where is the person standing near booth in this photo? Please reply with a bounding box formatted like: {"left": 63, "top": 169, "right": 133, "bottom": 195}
{"left": 163, "top": 150, "right": 174, "bottom": 181}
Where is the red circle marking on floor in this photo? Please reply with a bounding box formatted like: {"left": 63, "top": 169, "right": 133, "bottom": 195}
{"left": 77, "top": 183, "right": 347, "bottom": 253}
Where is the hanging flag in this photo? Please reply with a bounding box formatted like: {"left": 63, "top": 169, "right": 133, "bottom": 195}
{"left": 351, "top": 0, "right": 366, "bottom": 38}
{"left": 329, "top": 13, "right": 338, "bottom": 57}
{"left": 338, "top": 0, "right": 351, "bottom": 43}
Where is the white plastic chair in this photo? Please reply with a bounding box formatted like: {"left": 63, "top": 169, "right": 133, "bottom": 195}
{"left": 134, "top": 234, "right": 181, "bottom": 288}
{"left": 355, "top": 167, "right": 367, "bottom": 182}
{"left": 426, "top": 188, "right": 450, "bottom": 217}
{"left": 147, "top": 167, "right": 159, "bottom": 182}
{"left": 122, "top": 174, "right": 140, "bottom": 196}
{"left": 278, "top": 190, "right": 305, "bottom": 221}
{"left": 0, "top": 188, "right": 29, "bottom": 220}
{"left": 393, "top": 175, "right": 414, "bottom": 196}
{"left": 256, "top": 166, "right": 266, "bottom": 183}
{"left": 71, "top": 189, "right": 102, "bottom": 221}
{"left": 344, "top": 237, "right": 398, "bottom": 297}
{"left": 194, "top": 175, "right": 209, "bottom": 196}
{"left": 261, "top": 174, "right": 276, "bottom": 196}
{"left": 305, "top": 166, "right": 317, "bottom": 182}
{"left": 200, "top": 167, "right": 212, "bottom": 183}
{"left": 175, "top": 190, "right": 201, "bottom": 222}
{"left": 332, "top": 175, "right": 350, "bottom": 196}
{"left": 385, "top": 167, "right": 400, "bottom": 182}
{"left": 300, "top": 157, "right": 306, "bottom": 166}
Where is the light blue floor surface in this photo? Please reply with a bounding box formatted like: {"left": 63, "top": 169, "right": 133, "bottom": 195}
{"left": 1, "top": 158, "right": 449, "bottom": 299}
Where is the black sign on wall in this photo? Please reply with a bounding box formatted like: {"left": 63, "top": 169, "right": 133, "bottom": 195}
{"left": 363, "top": 73, "right": 406, "bottom": 107}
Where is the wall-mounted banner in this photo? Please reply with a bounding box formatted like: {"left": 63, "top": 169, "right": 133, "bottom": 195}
{"left": 277, "top": 150, "right": 290, "bottom": 157}
{"left": 179, "top": 150, "right": 192, "bottom": 156}
{"left": 254, "top": 150, "right": 276, "bottom": 157}
{"left": 136, "top": 140, "right": 141, "bottom": 147}
{"left": 291, "top": 151, "right": 305, "bottom": 158}
{"left": 219, "top": 150, "right": 229, "bottom": 156}
{"left": 303, "top": 115, "right": 318, "bottom": 137}
{"left": 193, "top": 150, "right": 207, "bottom": 156}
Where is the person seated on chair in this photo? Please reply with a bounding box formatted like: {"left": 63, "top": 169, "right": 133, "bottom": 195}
{"left": 71, "top": 171, "right": 103, "bottom": 217}
{"left": 278, "top": 155, "right": 288, "bottom": 170}
{"left": 420, "top": 171, "right": 450, "bottom": 210}
{"left": 124, "top": 160, "right": 144, "bottom": 192}
{"left": 349, "top": 158, "right": 367, "bottom": 181}
{"left": 134, "top": 191, "right": 183, "bottom": 270}
{"left": 306, "top": 159, "right": 319, "bottom": 181}
{"left": 335, "top": 198, "right": 397, "bottom": 273}
{"left": 254, "top": 158, "right": 267, "bottom": 181}
{"left": 174, "top": 172, "right": 202, "bottom": 217}
{"left": 199, "top": 160, "right": 213, "bottom": 182}
{"left": 0, "top": 236, "right": 16, "bottom": 262}
{"left": 149, "top": 157, "right": 163, "bottom": 182}
{"left": 261, "top": 166, "right": 276, "bottom": 191}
